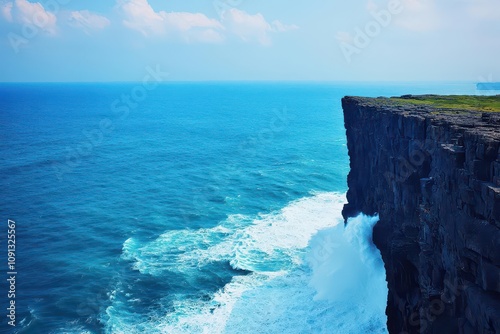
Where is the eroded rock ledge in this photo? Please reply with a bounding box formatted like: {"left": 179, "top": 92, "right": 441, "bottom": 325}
{"left": 342, "top": 95, "right": 500, "bottom": 333}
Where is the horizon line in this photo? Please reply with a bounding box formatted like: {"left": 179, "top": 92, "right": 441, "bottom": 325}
{"left": 0, "top": 80, "right": 486, "bottom": 85}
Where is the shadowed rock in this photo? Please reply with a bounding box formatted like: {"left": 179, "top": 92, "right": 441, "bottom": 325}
{"left": 342, "top": 95, "right": 500, "bottom": 334}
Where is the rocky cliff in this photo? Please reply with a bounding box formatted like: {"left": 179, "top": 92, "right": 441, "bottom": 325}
{"left": 342, "top": 95, "right": 500, "bottom": 333}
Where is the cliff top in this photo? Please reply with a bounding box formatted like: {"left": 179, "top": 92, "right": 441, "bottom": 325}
{"left": 392, "top": 95, "right": 500, "bottom": 112}
{"left": 342, "top": 95, "right": 500, "bottom": 141}
{"left": 345, "top": 94, "right": 500, "bottom": 112}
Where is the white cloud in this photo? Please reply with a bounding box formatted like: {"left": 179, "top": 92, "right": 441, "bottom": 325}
{"left": 465, "top": 0, "right": 500, "bottom": 20}
{"left": 116, "top": 0, "right": 224, "bottom": 43}
{"left": 1, "top": 0, "right": 57, "bottom": 34}
{"left": 117, "top": 0, "right": 166, "bottom": 36}
{"left": 366, "top": 0, "right": 378, "bottom": 12}
{"left": 163, "top": 11, "right": 223, "bottom": 31}
{"left": 377, "top": 0, "right": 500, "bottom": 33}
{"left": 190, "top": 28, "right": 225, "bottom": 44}
{"left": 116, "top": 0, "right": 298, "bottom": 45}
{"left": 335, "top": 31, "right": 353, "bottom": 44}
{"left": 68, "top": 10, "right": 110, "bottom": 34}
{"left": 222, "top": 9, "right": 272, "bottom": 45}
{"left": 271, "top": 20, "right": 299, "bottom": 33}
{"left": 222, "top": 8, "right": 298, "bottom": 46}
{"left": 2, "top": 2, "right": 13, "bottom": 22}
{"left": 394, "top": 0, "right": 440, "bottom": 32}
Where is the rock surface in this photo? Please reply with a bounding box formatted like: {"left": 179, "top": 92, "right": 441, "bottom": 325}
{"left": 342, "top": 95, "right": 500, "bottom": 334}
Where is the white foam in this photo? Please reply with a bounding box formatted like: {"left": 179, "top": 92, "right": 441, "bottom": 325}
{"left": 120, "top": 192, "right": 345, "bottom": 276}
{"left": 109, "top": 193, "right": 388, "bottom": 333}
{"left": 223, "top": 214, "right": 388, "bottom": 334}
{"left": 308, "top": 214, "right": 387, "bottom": 304}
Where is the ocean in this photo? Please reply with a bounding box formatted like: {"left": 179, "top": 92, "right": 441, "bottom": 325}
{"left": 0, "top": 82, "right": 488, "bottom": 333}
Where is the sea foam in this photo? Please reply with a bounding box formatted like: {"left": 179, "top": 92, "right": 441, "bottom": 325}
{"left": 107, "top": 193, "right": 387, "bottom": 333}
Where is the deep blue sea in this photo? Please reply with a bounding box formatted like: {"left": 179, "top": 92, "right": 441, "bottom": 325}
{"left": 0, "top": 82, "right": 491, "bottom": 333}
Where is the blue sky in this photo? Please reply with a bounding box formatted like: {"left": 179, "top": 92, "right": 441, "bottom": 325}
{"left": 0, "top": 0, "right": 499, "bottom": 82}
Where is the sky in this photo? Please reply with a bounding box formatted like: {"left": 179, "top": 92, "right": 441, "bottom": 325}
{"left": 0, "top": 0, "right": 499, "bottom": 82}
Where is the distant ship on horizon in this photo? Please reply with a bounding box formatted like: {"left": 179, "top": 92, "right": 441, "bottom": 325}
{"left": 476, "top": 82, "right": 500, "bottom": 90}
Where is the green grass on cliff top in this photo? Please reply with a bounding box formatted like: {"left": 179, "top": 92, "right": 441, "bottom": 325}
{"left": 390, "top": 95, "right": 500, "bottom": 112}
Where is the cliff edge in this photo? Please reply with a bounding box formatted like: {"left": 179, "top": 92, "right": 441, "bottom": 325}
{"left": 342, "top": 95, "right": 500, "bottom": 333}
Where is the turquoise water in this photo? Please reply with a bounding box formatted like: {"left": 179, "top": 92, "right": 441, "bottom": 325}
{"left": 0, "top": 82, "right": 487, "bottom": 333}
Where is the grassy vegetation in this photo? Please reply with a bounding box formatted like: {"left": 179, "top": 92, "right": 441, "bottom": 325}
{"left": 389, "top": 95, "right": 500, "bottom": 112}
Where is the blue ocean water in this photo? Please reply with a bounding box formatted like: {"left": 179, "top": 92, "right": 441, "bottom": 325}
{"left": 0, "top": 82, "right": 490, "bottom": 333}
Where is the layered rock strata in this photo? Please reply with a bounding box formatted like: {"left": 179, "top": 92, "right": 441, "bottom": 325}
{"left": 342, "top": 95, "right": 500, "bottom": 333}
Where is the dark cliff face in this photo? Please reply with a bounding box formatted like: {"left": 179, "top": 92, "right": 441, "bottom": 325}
{"left": 342, "top": 96, "right": 500, "bottom": 334}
